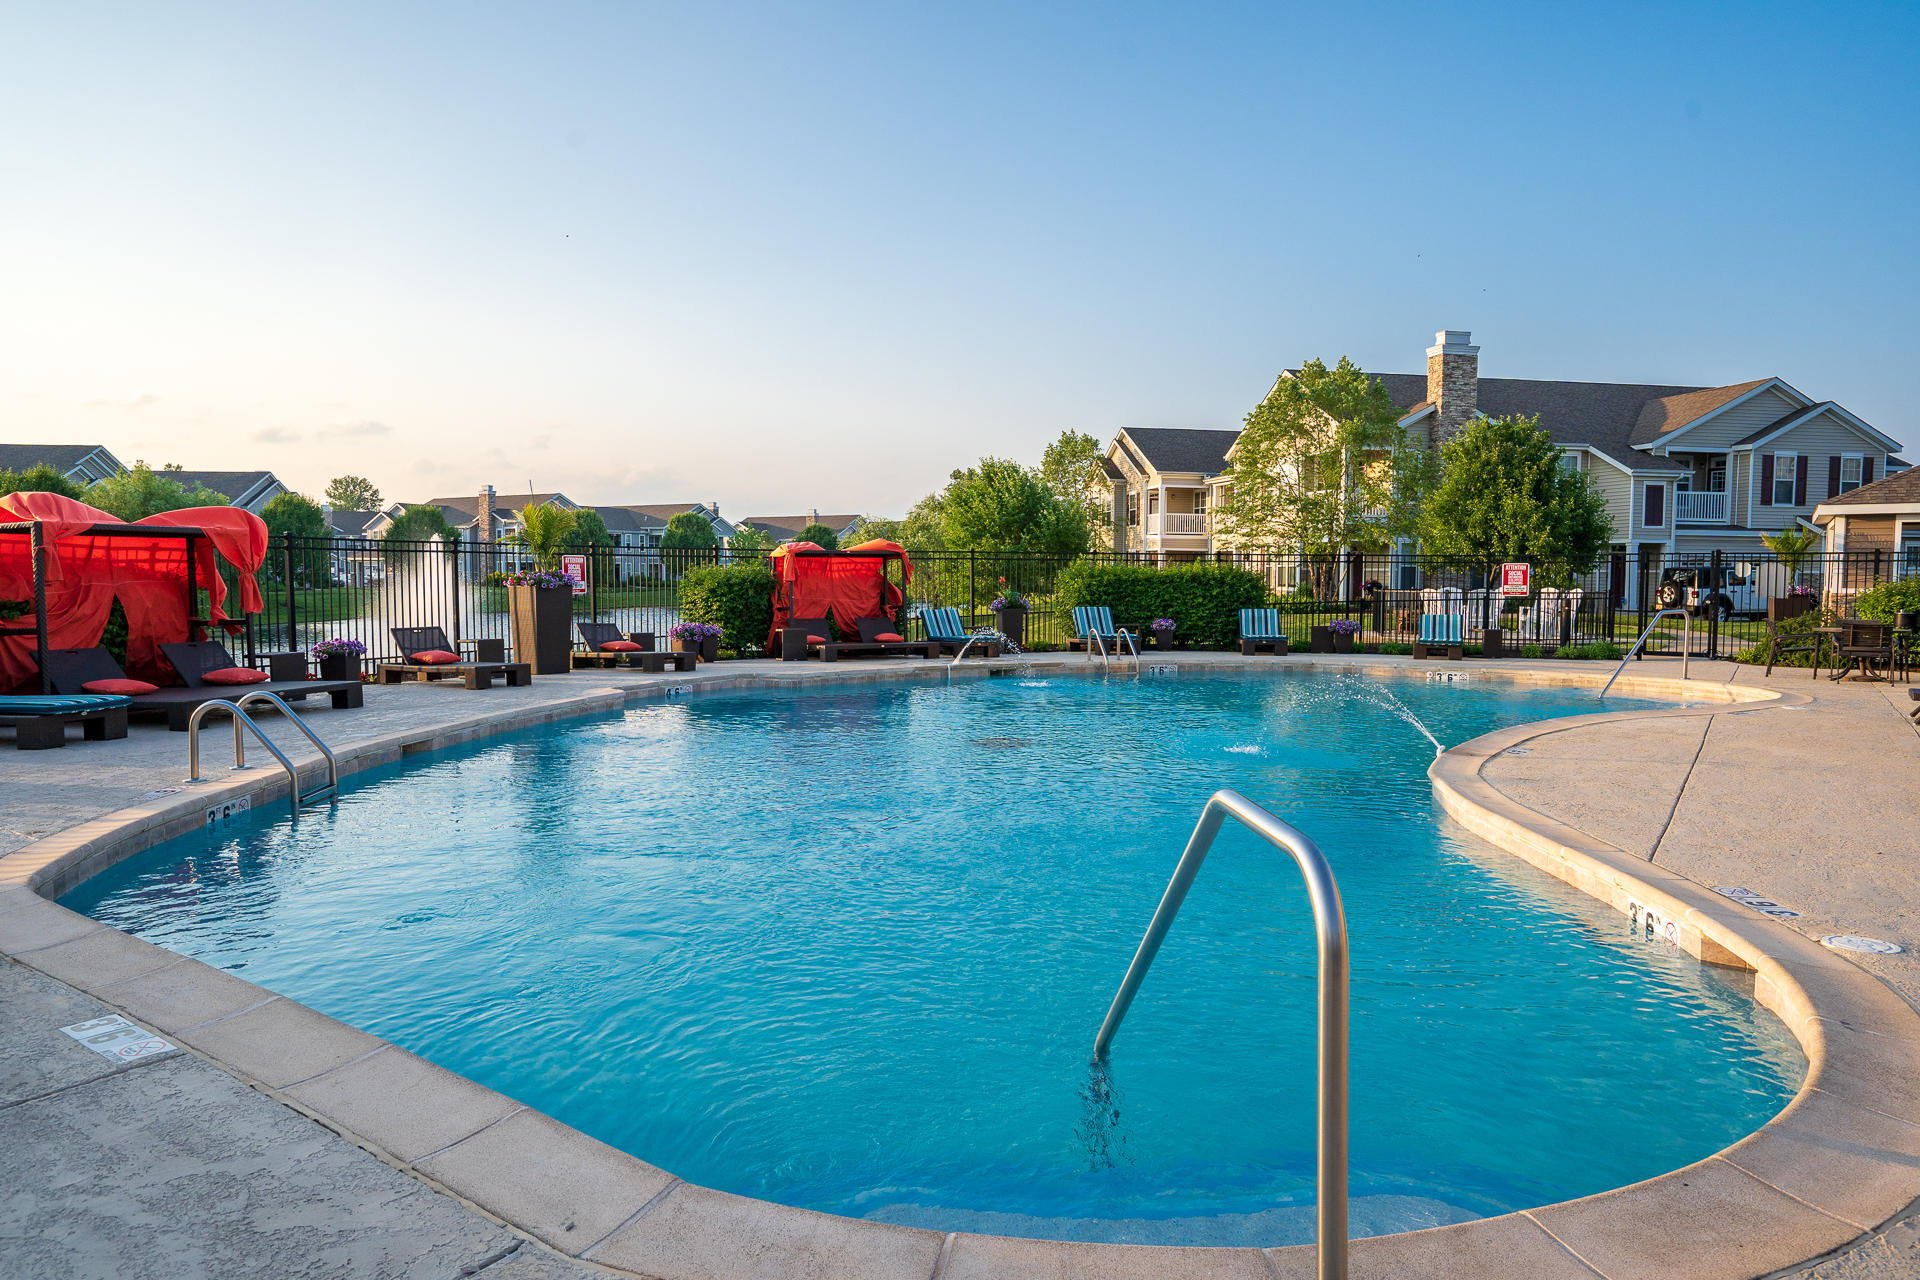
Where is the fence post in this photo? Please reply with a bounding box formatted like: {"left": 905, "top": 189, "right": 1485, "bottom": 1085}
{"left": 1708, "top": 548, "right": 1722, "bottom": 659}
{"left": 590, "top": 542, "right": 601, "bottom": 620}
{"left": 968, "top": 551, "right": 976, "bottom": 631}
{"left": 1873, "top": 548, "right": 1884, "bottom": 585}
{"left": 448, "top": 538, "right": 463, "bottom": 650}
{"left": 283, "top": 531, "right": 297, "bottom": 653}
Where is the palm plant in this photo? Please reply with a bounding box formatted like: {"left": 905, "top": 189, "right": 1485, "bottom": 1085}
{"left": 506, "top": 501, "right": 579, "bottom": 570}
{"left": 1761, "top": 526, "right": 1818, "bottom": 576}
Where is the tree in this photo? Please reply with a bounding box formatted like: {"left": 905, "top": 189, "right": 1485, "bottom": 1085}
{"left": 940, "top": 457, "right": 1092, "bottom": 556}
{"left": 504, "top": 501, "right": 578, "bottom": 570}
{"left": 325, "top": 475, "right": 382, "bottom": 510}
{"left": 566, "top": 507, "right": 610, "bottom": 549}
{"left": 1038, "top": 429, "right": 1109, "bottom": 536}
{"left": 661, "top": 511, "right": 719, "bottom": 551}
{"left": 725, "top": 522, "right": 775, "bottom": 556}
{"left": 261, "top": 492, "right": 332, "bottom": 586}
{"left": 796, "top": 522, "right": 841, "bottom": 550}
{"left": 1213, "top": 358, "right": 1428, "bottom": 576}
{"left": 1419, "top": 415, "right": 1613, "bottom": 571}
{"left": 1761, "top": 526, "right": 1819, "bottom": 576}
{"left": 86, "top": 462, "right": 230, "bottom": 521}
{"left": 0, "top": 463, "right": 88, "bottom": 501}
{"left": 839, "top": 516, "right": 901, "bottom": 546}
{"left": 383, "top": 503, "right": 457, "bottom": 543}
{"left": 897, "top": 492, "right": 948, "bottom": 552}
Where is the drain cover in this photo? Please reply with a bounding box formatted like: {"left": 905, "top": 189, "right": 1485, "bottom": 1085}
{"left": 1822, "top": 935, "right": 1905, "bottom": 955}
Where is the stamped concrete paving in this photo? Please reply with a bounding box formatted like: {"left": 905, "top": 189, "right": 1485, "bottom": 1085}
{"left": 2, "top": 653, "right": 1918, "bottom": 1278}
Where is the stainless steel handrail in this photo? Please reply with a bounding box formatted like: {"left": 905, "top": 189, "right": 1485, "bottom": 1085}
{"left": 1093, "top": 789, "right": 1348, "bottom": 1280}
{"left": 1088, "top": 629, "right": 1142, "bottom": 674}
{"left": 1599, "top": 607, "right": 1693, "bottom": 697}
{"left": 185, "top": 692, "right": 339, "bottom": 814}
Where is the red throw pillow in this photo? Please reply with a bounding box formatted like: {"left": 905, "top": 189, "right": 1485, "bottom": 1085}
{"left": 873, "top": 632, "right": 904, "bottom": 642}
{"left": 82, "top": 678, "right": 158, "bottom": 695}
{"left": 201, "top": 667, "right": 268, "bottom": 685}
{"left": 599, "top": 640, "right": 642, "bottom": 652}
{"left": 409, "top": 649, "right": 461, "bottom": 665}
{"left": 808, "top": 634, "right": 829, "bottom": 643}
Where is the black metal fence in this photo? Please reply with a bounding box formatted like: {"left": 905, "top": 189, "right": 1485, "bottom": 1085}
{"left": 238, "top": 534, "right": 1916, "bottom": 672}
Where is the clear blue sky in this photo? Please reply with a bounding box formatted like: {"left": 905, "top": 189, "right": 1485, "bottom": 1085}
{"left": 2, "top": 2, "right": 1915, "bottom": 516}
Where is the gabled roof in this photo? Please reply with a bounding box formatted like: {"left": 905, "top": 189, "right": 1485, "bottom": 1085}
{"left": 1629, "top": 378, "right": 1778, "bottom": 441}
{"left": 619, "top": 503, "right": 716, "bottom": 522}
{"left": 1118, "top": 427, "right": 1240, "bottom": 476}
{"left": 740, "top": 514, "right": 863, "bottom": 537}
{"left": 327, "top": 509, "right": 378, "bottom": 536}
{"left": 1814, "top": 464, "right": 1920, "bottom": 510}
{"left": 166, "top": 469, "right": 283, "bottom": 503}
{"left": 1364, "top": 372, "right": 1698, "bottom": 473}
{"left": 592, "top": 506, "right": 670, "bottom": 533}
{"left": 0, "top": 443, "right": 123, "bottom": 475}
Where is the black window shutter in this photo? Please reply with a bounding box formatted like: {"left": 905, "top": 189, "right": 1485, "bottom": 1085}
{"left": 1761, "top": 454, "right": 1775, "bottom": 505}
{"left": 1645, "top": 483, "right": 1664, "bottom": 527}
{"left": 1828, "top": 456, "right": 1842, "bottom": 499}
{"left": 1864, "top": 457, "right": 1876, "bottom": 485}
{"left": 1794, "top": 462, "right": 1808, "bottom": 506}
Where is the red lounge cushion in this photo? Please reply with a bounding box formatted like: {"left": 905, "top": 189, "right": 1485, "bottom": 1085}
{"left": 599, "top": 640, "right": 642, "bottom": 652}
{"left": 409, "top": 649, "right": 461, "bottom": 665}
{"left": 82, "top": 678, "right": 158, "bottom": 695}
{"left": 807, "top": 634, "right": 829, "bottom": 643}
{"left": 873, "top": 632, "right": 904, "bottom": 642}
{"left": 201, "top": 666, "right": 268, "bottom": 685}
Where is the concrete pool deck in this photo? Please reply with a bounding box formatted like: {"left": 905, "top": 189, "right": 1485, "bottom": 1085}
{"left": 1, "top": 652, "right": 1916, "bottom": 1278}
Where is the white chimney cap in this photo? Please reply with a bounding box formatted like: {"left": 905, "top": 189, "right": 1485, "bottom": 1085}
{"left": 1428, "top": 330, "right": 1479, "bottom": 356}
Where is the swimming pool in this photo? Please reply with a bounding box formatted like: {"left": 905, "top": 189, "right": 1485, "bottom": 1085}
{"left": 64, "top": 669, "right": 1802, "bottom": 1245}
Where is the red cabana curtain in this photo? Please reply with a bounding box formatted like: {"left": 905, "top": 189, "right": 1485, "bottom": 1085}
{"left": 765, "top": 541, "right": 912, "bottom": 649}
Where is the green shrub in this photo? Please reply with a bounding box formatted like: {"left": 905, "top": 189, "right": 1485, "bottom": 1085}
{"left": 1853, "top": 580, "right": 1920, "bottom": 624}
{"left": 1052, "top": 561, "right": 1268, "bottom": 648}
{"left": 1521, "top": 644, "right": 1543, "bottom": 659}
{"left": 679, "top": 562, "right": 776, "bottom": 655}
{"left": 1559, "top": 641, "right": 1623, "bottom": 661}
{"left": 1376, "top": 641, "right": 1411, "bottom": 655}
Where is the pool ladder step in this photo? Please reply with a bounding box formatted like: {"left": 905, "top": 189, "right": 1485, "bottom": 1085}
{"left": 1094, "top": 789, "right": 1349, "bottom": 1279}
{"left": 185, "top": 691, "right": 339, "bottom": 816}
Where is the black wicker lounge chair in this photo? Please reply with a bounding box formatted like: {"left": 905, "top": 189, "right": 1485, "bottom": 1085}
{"left": 378, "top": 627, "right": 532, "bottom": 689}
{"left": 45, "top": 645, "right": 363, "bottom": 731}
{"left": 574, "top": 622, "right": 657, "bottom": 669}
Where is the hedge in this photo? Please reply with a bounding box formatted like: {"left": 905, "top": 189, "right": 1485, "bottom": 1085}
{"left": 1051, "top": 561, "right": 1268, "bottom": 648}
{"left": 678, "top": 563, "right": 776, "bottom": 655}
{"left": 1853, "top": 579, "right": 1920, "bottom": 624}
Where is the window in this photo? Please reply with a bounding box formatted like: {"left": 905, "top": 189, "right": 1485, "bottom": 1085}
{"left": 1772, "top": 453, "right": 1798, "bottom": 506}
{"left": 1192, "top": 490, "right": 1207, "bottom": 515}
{"left": 1903, "top": 530, "right": 1920, "bottom": 580}
{"left": 1558, "top": 451, "right": 1585, "bottom": 475}
{"left": 1126, "top": 492, "right": 1138, "bottom": 527}
{"left": 1643, "top": 483, "right": 1665, "bottom": 528}
{"left": 1709, "top": 460, "right": 1727, "bottom": 492}
{"left": 1841, "top": 455, "right": 1864, "bottom": 494}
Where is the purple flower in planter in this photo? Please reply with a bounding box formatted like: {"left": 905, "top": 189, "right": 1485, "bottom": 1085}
{"left": 1330, "top": 618, "right": 1361, "bottom": 636}
{"left": 310, "top": 637, "right": 366, "bottom": 659}
{"left": 1151, "top": 618, "right": 1176, "bottom": 631}
{"left": 669, "top": 622, "right": 722, "bottom": 642}
{"left": 1788, "top": 585, "right": 1816, "bottom": 598}
{"left": 508, "top": 570, "right": 578, "bottom": 590}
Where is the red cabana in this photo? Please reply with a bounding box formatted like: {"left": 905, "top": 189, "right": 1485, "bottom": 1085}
{"left": 765, "top": 539, "right": 915, "bottom": 651}
{"left": 0, "top": 492, "right": 270, "bottom": 692}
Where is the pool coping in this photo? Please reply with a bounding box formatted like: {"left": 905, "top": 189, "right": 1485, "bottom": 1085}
{"left": 4, "top": 656, "right": 1916, "bottom": 1280}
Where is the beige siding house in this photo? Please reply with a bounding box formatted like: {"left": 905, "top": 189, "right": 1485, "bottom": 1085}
{"left": 1812, "top": 466, "right": 1920, "bottom": 578}
{"left": 1097, "top": 329, "right": 1909, "bottom": 600}
{"left": 1101, "top": 427, "right": 1239, "bottom": 560}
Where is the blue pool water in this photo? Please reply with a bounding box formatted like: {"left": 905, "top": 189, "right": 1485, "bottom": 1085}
{"left": 65, "top": 670, "right": 1802, "bottom": 1245}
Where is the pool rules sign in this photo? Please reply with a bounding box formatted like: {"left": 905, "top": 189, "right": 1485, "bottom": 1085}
{"left": 1498, "top": 563, "right": 1531, "bottom": 597}
{"left": 560, "top": 553, "right": 588, "bottom": 596}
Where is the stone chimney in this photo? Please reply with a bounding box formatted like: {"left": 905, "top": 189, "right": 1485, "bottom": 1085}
{"left": 1426, "top": 329, "right": 1480, "bottom": 445}
{"left": 478, "top": 484, "right": 496, "bottom": 541}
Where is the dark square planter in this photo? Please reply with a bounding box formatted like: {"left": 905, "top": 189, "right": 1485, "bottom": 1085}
{"left": 509, "top": 584, "right": 574, "bottom": 674}
{"left": 1768, "top": 596, "right": 1814, "bottom": 622}
{"left": 1309, "top": 626, "right": 1334, "bottom": 653}
{"left": 1332, "top": 632, "right": 1355, "bottom": 654}
{"left": 317, "top": 653, "right": 354, "bottom": 682}
{"left": 994, "top": 606, "right": 1028, "bottom": 648}
{"left": 1481, "top": 627, "right": 1505, "bottom": 659}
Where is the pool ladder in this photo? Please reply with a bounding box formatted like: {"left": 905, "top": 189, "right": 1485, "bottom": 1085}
{"left": 184, "top": 691, "right": 339, "bottom": 816}
{"left": 1599, "top": 607, "right": 1694, "bottom": 698}
{"left": 1089, "top": 628, "right": 1142, "bottom": 674}
{"left": 1094, "top": 790, "right": 1349, "bottom": 1280}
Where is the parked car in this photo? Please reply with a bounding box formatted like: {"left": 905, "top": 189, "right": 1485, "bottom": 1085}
{"left": 1653, "top": 562, "right": 1787, "bottom": 619}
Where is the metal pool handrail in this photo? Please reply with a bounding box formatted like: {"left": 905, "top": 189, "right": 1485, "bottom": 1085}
{"left": 1089, "top": 628, "right": 1142, "bottom": 674}
{"left": 1599, "top": 607, "right": 1693, "bottom": 697}
{"left": 185, "top": 692, "right": 339, "bottom": 815}
{"left": 1093, "top": 789, "right": 1348, "bottom": 1280}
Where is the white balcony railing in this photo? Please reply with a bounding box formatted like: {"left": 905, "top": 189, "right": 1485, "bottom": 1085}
{"left": 1145, "top": 513, "right": 1210, "bottom": 536}
{"left": 1674, "top": 490, "right": 1729, "bottom": 524}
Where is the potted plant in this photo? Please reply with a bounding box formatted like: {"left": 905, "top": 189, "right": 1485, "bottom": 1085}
{"left": 310, "top": 637, "right": 366, "bottom": 682}
{"left": 671, "top": 621, "right": 722, "bottom": 662}
{"left": 508, "top": 568, "right": 577, "bottom": 674}
{"left": 1309, "top": 622, "right": 1335, "bottom": 652}
{"left": 988, "top": 581, "right": 1029, "bottom": 647}
{"left": 1148, "top": 618, "right": 1176, "bottom": 650}
{"left": 1769, "top": 584, "right": 1816, "bottom": 622}
{"left": 1330, "top": 617, "right": 1360, "bottom": 654}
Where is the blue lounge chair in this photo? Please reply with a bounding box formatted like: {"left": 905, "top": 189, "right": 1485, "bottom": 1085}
{"left": 920, "top": 606, "right": 997, "bottom": 657}
{"left": 1071, "top": 606, "right": 1137, "bottom": 658}
{"left": 1415, "top": 613, "right": 1464, "bottom": 660}
{"left": 1238, "top": 609, "right": 1290, "bottom": 656}
{"left": 0, "top": 693, "right": 131, "bottom": 750}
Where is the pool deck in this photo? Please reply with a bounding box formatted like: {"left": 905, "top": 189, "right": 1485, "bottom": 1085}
{"left": 1, "top": 651, "right": 1917, "bottom": 1279}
